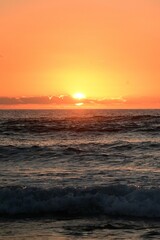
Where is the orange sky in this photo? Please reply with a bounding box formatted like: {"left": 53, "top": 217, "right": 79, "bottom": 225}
{"left": 0, "top": 0, "right": 160, "bottom": 108}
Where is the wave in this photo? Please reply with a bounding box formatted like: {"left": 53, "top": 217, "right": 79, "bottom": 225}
{"left": 0, "top": 141, "right": 159, "bottom": 160}
{"left": 0, "top": 184, "right": 160, "bottom": 218}
{"left": 0, "top": 115, "right": 159, "bottom": 134}
{"left": 1, "top": 140, "right": 160, "bottom": 159}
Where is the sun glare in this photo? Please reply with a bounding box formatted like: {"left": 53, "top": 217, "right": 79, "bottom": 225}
{"left": 75, "top": 102, "right": 84, "bottom": 106}
{"left": 73, "top": 92, "right": 86, "bottom": 100}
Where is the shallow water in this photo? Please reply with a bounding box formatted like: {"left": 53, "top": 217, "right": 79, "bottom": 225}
{"left": 0, "top": 109, "right": 160, "bottom": 239}
{"left": 0, "top": 217, "right": 160, "bottom": 240}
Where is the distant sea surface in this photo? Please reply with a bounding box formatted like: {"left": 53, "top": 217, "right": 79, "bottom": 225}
{"left": 0, "top": 109, "right": 160, "bottom": 239}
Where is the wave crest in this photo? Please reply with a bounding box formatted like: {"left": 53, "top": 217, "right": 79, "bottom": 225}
{"left": 0, "top": 185, "right": 160, "bottom": 218}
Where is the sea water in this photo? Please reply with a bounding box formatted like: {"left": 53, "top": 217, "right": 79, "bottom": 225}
{"left": 0, "top": 109, "right": 160, "bottom": 239}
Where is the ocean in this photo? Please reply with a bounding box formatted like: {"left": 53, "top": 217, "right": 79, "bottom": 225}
{"left": 0, "top": 109, "right": 160, "bottom": 239}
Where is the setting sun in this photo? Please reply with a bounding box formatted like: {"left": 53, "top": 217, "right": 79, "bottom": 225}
{"left": 73, "top": 93, "right": 86, "bottom": 100}
{"left": 0, "top": 0, "right": 160, "bottom": 109}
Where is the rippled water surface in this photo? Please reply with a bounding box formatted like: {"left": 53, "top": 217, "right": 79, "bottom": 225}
{"left": 0, "top": 109, "right": 160, "bottom": 239}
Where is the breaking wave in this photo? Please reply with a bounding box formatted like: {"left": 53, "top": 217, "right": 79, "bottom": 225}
{"left": 0, "top": 184, "right": 160, "bottom": 218}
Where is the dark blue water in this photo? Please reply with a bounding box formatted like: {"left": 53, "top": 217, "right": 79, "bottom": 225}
{"left": 0, "top": 109, "right": 160, "bottom": 239}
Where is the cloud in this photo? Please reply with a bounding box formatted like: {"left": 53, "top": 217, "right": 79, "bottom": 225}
{"left": 0, "top": 97, "right": 50, "bottom": 105}
{"left": 0, "top": 95, "right": 126, "bottom": 106}
{"left": 0, "top": 95, "right": 159, "bottom": 108}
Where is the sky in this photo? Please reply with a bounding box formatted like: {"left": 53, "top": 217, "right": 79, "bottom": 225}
{"left": 0, "top": 0, "right": 160, "bottom": 108}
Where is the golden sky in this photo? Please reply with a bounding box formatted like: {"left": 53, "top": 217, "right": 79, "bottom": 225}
{"left": 0, "top": 0, "right": 160, "bottom": 108}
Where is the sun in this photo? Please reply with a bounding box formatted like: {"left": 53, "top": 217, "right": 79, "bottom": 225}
{"left": 73, "top": 92, "right": 86, "bottom": 100}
